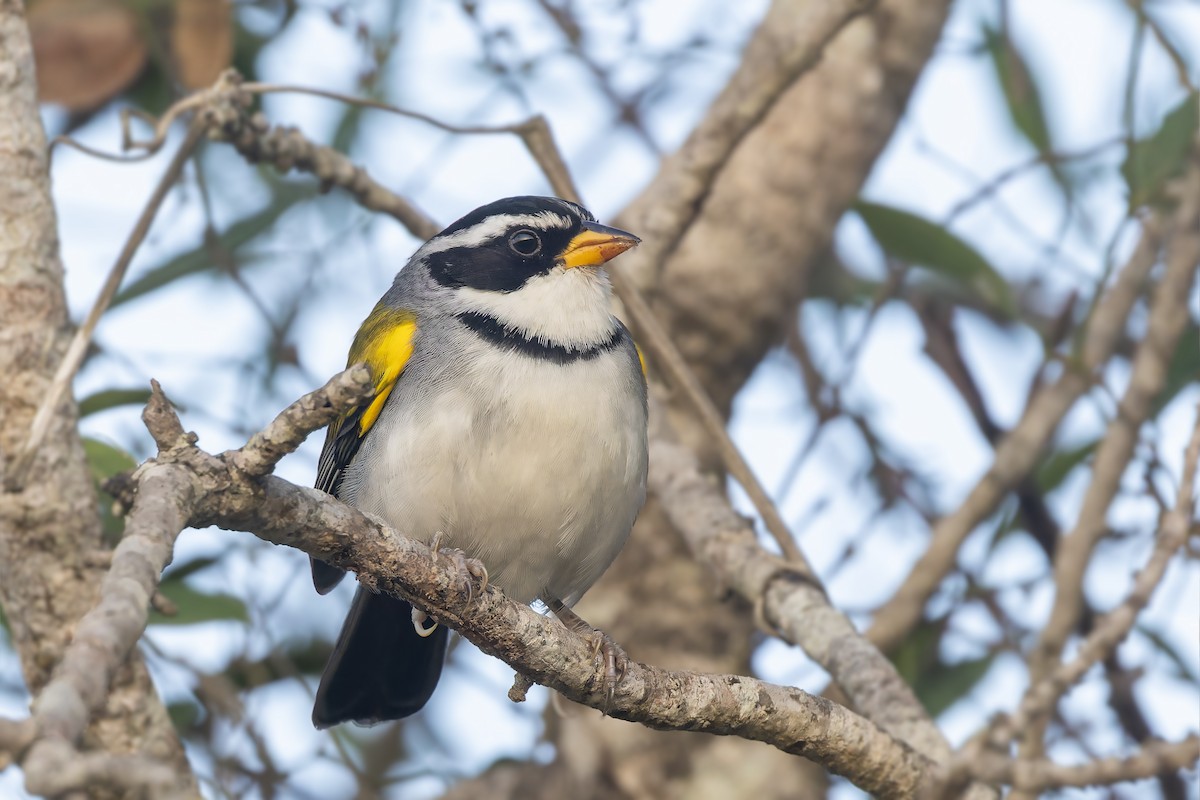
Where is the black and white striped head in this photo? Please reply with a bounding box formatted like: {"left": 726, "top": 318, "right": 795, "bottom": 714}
{"left": 417, "top": 196, "right": 639, "bottom": 293}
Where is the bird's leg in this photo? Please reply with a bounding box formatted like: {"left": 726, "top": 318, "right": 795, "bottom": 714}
{"left": 428, "top": 531, "right": 489, "bottom": 606}
{"left": 544, "top": 595, "right": 628, "bottom": 710}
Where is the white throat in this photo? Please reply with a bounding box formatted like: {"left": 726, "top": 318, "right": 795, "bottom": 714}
{"left": 454, "top": 266, "right": 616, "bottom": 348}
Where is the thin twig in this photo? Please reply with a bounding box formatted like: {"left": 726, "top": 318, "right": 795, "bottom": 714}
{"left": 1009, "top": 402, "right": 1200, "bottom": 740}
{"left": 615, "top": 270, "right": 807, "bottom": 564}
{"left": 4, "top": 121, "right": 206, "bottom": 493}
{"left": 865, "top": 212, "right": 1166, "bottom": 653}
{"left": 1127, "top": 0, "right": 1197, "bottom": 93}
{"left": 930, "top": 402, "right": 1200, "bottom": 799}
{"left": 1026, "top": 144, "right": 1200, "bottom": 694}
{"left": 972, "top": 735, "right": 1200, "bottom": 792}
{"left": 943, "top": 138, "right": 1122, "bottom": 225}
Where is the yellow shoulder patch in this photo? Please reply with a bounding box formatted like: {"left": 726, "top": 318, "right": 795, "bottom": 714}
{"left": 635, "top": 343, "right": 647, "bottom": 379}
{"left": 348, "top": 304, "right": 417, "bottom": 435}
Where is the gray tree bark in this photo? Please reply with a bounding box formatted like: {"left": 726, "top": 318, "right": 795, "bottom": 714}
{"left": 0, "top": 0, "right": 192, "bottom": 792}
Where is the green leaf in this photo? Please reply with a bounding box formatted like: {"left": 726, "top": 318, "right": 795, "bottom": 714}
{"left": 855, "top": 201, "right": 1016, "bottom": 317}
{"left": 163, "top": 556, "right": 221, "bottom": 583}
{"left": 914, "top": 655, "right": 996, "bottom": 718}
{"left": 890, "top": 618, "right": 943, "bottom": 687}
{"left": 78, "top": 388, "right": 153, "bottom": 417}
{"left": 984, "top": 25, "right": 1052, "bottom": 154}
{"left": 982, "top": 24, "right": 1076, "bottom": 202}
{"left": 82, "top": 437, "right": 138, "bottom": 543}
{"left": 82, "top": 437, "right": 138, "bottom": 482}
{"left": 890, "top": 617, "right": 997, "bottom": 716}
{"left": 168, "top": 700, "right": 203, "bottom": 733}
{"left": 1122, "top": 92, "right": 1199, "bottom": 210}
{"left": 150, "top": 577, "right": 249, "bottom": 626}
{"left": 112, "top": 183, "right": 310, "bottom": 308}
{"left": 1153, "top": 323, "right": 1200, "bottom": 416}
{"left": 1035, "top": 440, "right": 1099, "bottom": 492}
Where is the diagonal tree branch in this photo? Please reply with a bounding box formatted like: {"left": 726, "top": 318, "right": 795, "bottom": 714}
{"left": 11, "top": 371, "right": 939, "bottom": 800}
{"left": 5, "top": 121, "right": 205, "bottom": 492}
{"left": 181, "top": 75, "right": 973, "bottom": 784}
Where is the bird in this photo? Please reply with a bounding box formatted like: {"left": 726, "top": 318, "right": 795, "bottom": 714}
{"left": 310, "top": 195, "right": 648, "bottom": 728}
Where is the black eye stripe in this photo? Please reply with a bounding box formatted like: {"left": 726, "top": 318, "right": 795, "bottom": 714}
{"left": 424, "top": 215, "right": 579, "bottom": 293}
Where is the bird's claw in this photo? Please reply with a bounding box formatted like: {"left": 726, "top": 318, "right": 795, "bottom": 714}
{"left": 587, "top": 629, "right": 629, "bottom": 710}
{"left": 411, "top": 607, "right": 439, "bottom": 638}
{"left": 545, "top": 598, "right": 628, "bottom": 711}
{"left": 428, "top": 532, "right": 488, "bottom": 606}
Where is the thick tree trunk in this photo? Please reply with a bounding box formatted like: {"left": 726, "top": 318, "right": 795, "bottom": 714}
{"left": 0, "top": 0, "right": 193, "bottom": 790}
{"left": 628, "top": 0, "right": 954, "bottom": 463}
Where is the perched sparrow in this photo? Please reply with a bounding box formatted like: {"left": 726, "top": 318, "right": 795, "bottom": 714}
{"left": 311, "top": 196, "right": 647, "bottom": 728}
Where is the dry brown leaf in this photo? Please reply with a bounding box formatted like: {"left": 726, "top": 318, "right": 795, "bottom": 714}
{"left": 170, "top": 0, "right": 233, "bottom": 90}
{"left": 28, "top": 0, "right": 148, "bottom": 110}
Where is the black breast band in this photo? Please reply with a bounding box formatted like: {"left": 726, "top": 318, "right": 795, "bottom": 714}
{"left": 457, "top": 311, "right": 623, "bottom": 365}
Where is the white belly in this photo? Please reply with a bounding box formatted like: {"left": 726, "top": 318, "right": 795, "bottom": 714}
{"left": 342, "top": 344, "right": 647, "bottom": 606}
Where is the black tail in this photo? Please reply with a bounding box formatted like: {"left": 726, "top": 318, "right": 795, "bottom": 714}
{"left": 312, "top": 586, "right": 448, "bottom": 728}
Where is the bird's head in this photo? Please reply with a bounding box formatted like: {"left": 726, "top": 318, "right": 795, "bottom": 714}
{"left": 417, "top": 196, "right": 640, "bottom": 293}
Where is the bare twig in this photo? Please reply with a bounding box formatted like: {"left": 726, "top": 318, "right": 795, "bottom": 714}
{"left": 970, "top": 735, "right": 1200, "bottom": 793}
{"left": 1126, "top": 0, "right": 1197, "bottom": 93}
{"left": 943, "top": 138, "right": 1122, "bottom": 225}
{"left": 616, "top": 269, "right": 810, "bottom": 567}
{"left": 1012, "top": 402, "right": 1200, "bottom": 742}
{"left": 1031, "top": 151, "right": 1200, "bottom": 678}
{"left": 930, "top": 402, "right": 1200, "bottom": 799}
{"left": 866, "top": 212, "right": 1166, "bottom": 653}
{"left": 200, "top": 88, "right": 441, "bottom": 241}
{"left": 228, "top": 364, "right": 373, "bottom": 477}
{"left": 4, "top": 122, "right": 206, "bottom": 493}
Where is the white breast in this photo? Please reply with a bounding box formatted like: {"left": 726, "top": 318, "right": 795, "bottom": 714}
{"left": 342, "top": 332, "right": 647, "bottom": 606}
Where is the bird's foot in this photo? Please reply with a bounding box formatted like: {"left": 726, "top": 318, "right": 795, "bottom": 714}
{"left": 587, "top": 628, "right": 628, "bottom": 710}
{"left": 429, "top": 531, "right": 489, "bottom": 606}
{"left": 547, "top": 598, "right": 628, "bottom": 711}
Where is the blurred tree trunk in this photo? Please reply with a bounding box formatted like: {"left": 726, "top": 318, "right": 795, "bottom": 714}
{"left": 447, "top": 1, "right": 953, "bottom": 797}
{"left": 0, "top": 1, "right": 192, "bottom": 791}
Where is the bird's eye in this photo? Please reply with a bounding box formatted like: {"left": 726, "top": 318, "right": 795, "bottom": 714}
{"left": 508, "top": 230, "right": 542, "bottom": 257}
